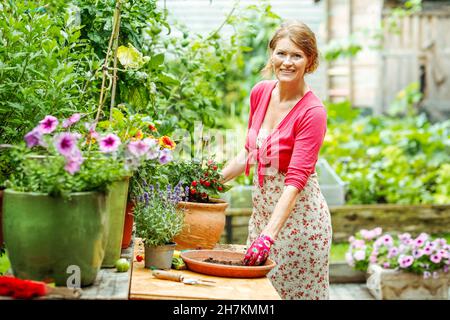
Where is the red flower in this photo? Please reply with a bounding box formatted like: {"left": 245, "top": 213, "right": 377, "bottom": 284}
{"left": 136, "top": 255, "right": 144, "bottom": 262}
{"left": 191, "top": 181, "right": 197, "bottom": 187}
{"left": 201, "top": 192, "right": 207, "bottom": 198}
{"left": 190, "top": 189, "right": 196, "bottom": 195}
{"left": 213, "top": 165, "right": 218, "bottom": 171}
{"left": 199, "top": 179, "right": 204, "bottom": 185}
{"left": 207, "top": 159, "right": 213, "bottom": 165}
{"left": 218, "top": 186, "right": 223, "bottom": 191}
{"left": 148, "top": 124, "right": 157, "bottom": 132}
{"left": 204, "top": 181, "right": 210, "bottom": 187}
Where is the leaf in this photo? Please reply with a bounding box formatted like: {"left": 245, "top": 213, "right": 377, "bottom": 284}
{"left": 149, "top": 53, "right": 164, "bottom": 69}
{"left": 117, "top": 43, "right": 147, "bottom": 69}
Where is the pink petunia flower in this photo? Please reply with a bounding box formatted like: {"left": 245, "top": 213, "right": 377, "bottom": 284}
{"left": 354, "top": 250, "right": 366, "bottom": 261}
{"left": 388, "top": 247, "right": 400, "bottom": 258}
{"left": 99, "top": 134, "right": 121, "bottom": 153}
{"left": 345, "top": 251, "right": 354, "bottom": 267}
{"left": 373, "top": 227, "right": 382, "bottom": 237}
{"left": 430, "top": 254, "right": 442, "bottom": 264}
{"left": 398, "top": 255, "right": 414, "bottom": 268}
{"left": 24, "top": 127, "right": 45, "bottom": 148}
{"left": 128, "top": 140, "right": 150, "bottom": 158}
{"left": 62, "top": 113, "right": 81, "bottom": 128}
{"left": 54, "top": 133, "right": 80, "bottom": 157}
{"left": 423, "top": 271, "right": 431, "bottom": 279}
{"left": 38, "top": 115, "right": 58, "bottom": 134}
{"left": 352, "top": 240, "right": 366, "bottom": 249}
{"left": 399, "top": 233, "right": 412, "bottom": 244}
{"left": 412, "top": 248, "right": 424, "bottom": 259}
{"left": 64, "top": 149, "right": 84, "bottom": 175}
{"left": 381, "top": 235, "right": 394, "bottom": 247}
{"left": 383, "top": 262, "right": 390, "bottom": 269}
{"left": 423, "top": 245, "right": 433, "bottom": 256}
{"left": 369, "top": 255, "right": 377, "bottom": 264}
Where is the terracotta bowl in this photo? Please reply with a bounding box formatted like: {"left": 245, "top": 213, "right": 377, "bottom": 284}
{"left": 180, "top": 250, "right": 276, "bottom": 278}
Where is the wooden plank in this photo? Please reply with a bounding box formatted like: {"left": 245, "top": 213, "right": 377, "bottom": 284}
{"left": 129, "top": 239, "right": 281, "bottom": 300}
{"left": 79, "top": 241, "right": 133, "bottom": 300}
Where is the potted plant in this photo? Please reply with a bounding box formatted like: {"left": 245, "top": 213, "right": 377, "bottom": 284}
{"left": 162, "top": 159, "right": 231, "bottom": 250}
{"left": 346, "top": 227, "right": 450, "bottom": 299}
{"left": 134, "top": 182, "right": 184, "bottom": 269}
{"left": 1, "top": 112, "right": 156, "bottom": 286}
{"left": 96, "top": 106, "right": 175, "bottom": 264}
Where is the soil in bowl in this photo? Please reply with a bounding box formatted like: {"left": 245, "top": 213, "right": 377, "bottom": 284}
{"left": 203, "top": 257, "right": 245, "bottom": 266}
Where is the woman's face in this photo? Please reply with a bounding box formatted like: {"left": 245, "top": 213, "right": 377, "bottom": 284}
{"left": 271, "top": 37, "right": 308, "bottom": 84}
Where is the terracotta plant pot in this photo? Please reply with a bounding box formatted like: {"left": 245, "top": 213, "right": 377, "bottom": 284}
{"left": 121, "top": 201, "right": 134, "bottom": 249}
{"left": 174, "top": 198, "right": 228, "bottom": 250}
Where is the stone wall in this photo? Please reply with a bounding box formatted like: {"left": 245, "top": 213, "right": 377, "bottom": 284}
{"left": 221, "top": 204, "right": 450, "bottom": 244}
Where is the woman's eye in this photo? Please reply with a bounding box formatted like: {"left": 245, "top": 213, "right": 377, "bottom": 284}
{"left": 277, "top": 52, "right": 285, "bottom": 56}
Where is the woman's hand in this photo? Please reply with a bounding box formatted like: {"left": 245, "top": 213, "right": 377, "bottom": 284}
{"left": 242, "top": 234, "right": 275, "bottom": 266}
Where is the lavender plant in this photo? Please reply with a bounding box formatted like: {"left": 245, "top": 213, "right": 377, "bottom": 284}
{"left": 134, "top": 182, "right": 185, "bottom": 247}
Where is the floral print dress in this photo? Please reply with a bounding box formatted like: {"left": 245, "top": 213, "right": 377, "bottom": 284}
{"left": 246, "top": 129, "right": 333, "bottom": 300}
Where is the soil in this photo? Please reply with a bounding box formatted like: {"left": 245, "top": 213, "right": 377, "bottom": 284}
{"left": 203, "top": 257, "right": 245, "bottom": 266}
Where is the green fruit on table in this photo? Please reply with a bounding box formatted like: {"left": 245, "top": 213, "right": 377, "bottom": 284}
{"left": 115, "top": 258, "right": 130, "bottom": 272}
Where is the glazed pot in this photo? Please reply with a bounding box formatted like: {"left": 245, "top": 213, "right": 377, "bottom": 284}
{"left": 0, "top": 189, "right": 4, "bottom": 247}
{"left": 121, "top": 201, "right": 134, "bottom": 249}
{"left": 2, "top": 189, "right": 108, "bottom": 287}
{"left": 173, "top": 198, "right": 228, "bottom": 250}
{"left": 102, "top": 177, "right": 130, "bottom": 267}
{"left": 144, "top": 242, "right": 176, "bottom": 270}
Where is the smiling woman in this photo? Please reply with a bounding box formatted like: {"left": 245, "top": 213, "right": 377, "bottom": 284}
{"left": 221, "top": 20, "right": 331, "bottom": 300}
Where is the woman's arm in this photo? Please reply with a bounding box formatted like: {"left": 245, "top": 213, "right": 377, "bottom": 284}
{"left": 261, "top": 185, "right": 300, "bottom": 239}
{"left": 220, "top": 149, "right": 248, "bottom": 183}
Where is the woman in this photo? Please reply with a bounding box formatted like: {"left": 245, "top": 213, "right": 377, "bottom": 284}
{"left": 221, "top": 21, "right": 332, "bottom": 300}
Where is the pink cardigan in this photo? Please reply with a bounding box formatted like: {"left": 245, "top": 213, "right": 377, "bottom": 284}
{"left": 244, "top": 80, "right": 327, "bottom": 191}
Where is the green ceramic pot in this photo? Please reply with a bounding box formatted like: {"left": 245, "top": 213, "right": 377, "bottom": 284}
{"left": 101, "top": 177, "right": 130, "bottom": 267}
{"left": 2, "top": 189, "right": 108, "bottom": 287}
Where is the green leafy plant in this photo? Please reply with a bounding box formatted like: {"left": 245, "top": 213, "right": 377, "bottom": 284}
{"left": 0, "top": 1, "right": 100, "bottom": 145}
{"left": 164, "top": 159, "right": 231, "bottom": 203}
{"left": 134, "top": 182, "right": 184, "bottom": 247}
{"left": 322, "top": 99, "right": 450, "bottom": 204}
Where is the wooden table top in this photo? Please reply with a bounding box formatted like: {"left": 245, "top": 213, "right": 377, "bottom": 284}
{"left": 129, "top": 239, "right": 281, "bottom": 300}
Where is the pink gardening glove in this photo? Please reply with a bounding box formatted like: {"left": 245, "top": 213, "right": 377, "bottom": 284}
{"left": 243, "top": 234, "right": 275, "bottom": 266}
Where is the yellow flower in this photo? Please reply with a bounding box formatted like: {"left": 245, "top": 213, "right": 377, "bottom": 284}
{"left": 159, "top": 136, "right": 176, "bottom": 150}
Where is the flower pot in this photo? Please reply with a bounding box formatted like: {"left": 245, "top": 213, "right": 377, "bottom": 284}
{"left": 144, "top": 243, "right": 176, "bottom": 270}
{"left": 121, "top": 201, "right": 134, "bottom": 249}
{"left": 174, "top": 198, "right": 228, "bottom": 250}
{"left": 0, "top": 189, "right": 4, "bottom": 247}
{"left": 102, "top": 177, "right": 130, "bottom": 267}
{"left": 366, "top": 263, "right": 449, "bottom": 300}
{"left": 2, "top": 189, "right": 108, "bottom": 287}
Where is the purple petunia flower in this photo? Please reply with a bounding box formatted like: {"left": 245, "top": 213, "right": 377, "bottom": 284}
{"left": 54, "top": 132, "right": 80, "bottom": 157}
{"left": 128, "top": 140, "right": 150, "bottom": 158}
{"left": 24, "top": 127, "right": 45, "bottom": 148}
{"left": 158, "top": 148, "right": 173, "bottom": 164}
{"left": 388, "top": 247, "right": 400, "bottom": 258}
{"left": 62, "top": 113, "right": 81, "bottom": 128}
{"left": 99, "top": 133, "right": 121, "bottom": 153}
{"left": 423, "top": 271, "right": 431, "bottom": 279}
{"left": 399, "top": 233, "right": 412, "bottom": 244}
{"left": 383, "top": 262, "right": 390, "bottom": 269}
{"left": 38, "top": 115, "right": 58, "bottom": 134}
{"left": 398, "top": 255, "right": 414, "bottom": 268}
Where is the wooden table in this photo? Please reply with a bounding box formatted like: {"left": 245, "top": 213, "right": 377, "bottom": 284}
{"left": 129, "top": 240, "right": 281, "bottom": 300}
